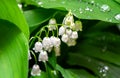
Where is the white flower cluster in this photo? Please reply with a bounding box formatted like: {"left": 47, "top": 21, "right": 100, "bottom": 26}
{"left": 29, "top": 11, "right": 82, "bottom": 77}
{"left": 32, "top": 36, "right": 61, "bottom": 61}
{"left": 59, "top": 11, "right": 82, "bottom": 46}
{"left": 30, "top": 36, "right": 61, "bottom": 76}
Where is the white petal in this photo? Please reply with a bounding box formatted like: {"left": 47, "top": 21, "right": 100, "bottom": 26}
{"left": 70, "top": 31, "right": 78, "bottom": 39}
{"left": 59, "top": 26, "right": 65, "bottom": 36}
{"left": 42, "top": 37, "right": 53, "bottom": 52}
{"left": 66, "top": 29, "right": 72, "bottom": 36}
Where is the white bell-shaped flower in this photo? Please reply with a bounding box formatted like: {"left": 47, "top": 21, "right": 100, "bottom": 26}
{"left": 31, "top": 64, "right": 41, "bottom": 76}
{"left": 64, "top": 15, "right": 74, "bottom": 25}
{"left": 38, "top": 50, "right": 48, "bottom": 62}
{"left": 70, "top": 31, "right": 78, "bottom": 39}
{"left": 50, "top": 36, "right": 61, "bottom": 47}
{"left": 42, "top": 37, "right": 53, "bottom": 52}
{"left": 63, "top": 11, "right": 74, "bottom": 25}
{"left": 61, "top": 34, "right": 69, "bottom": 43}
{"left": 33, "top": 42, "right": 43, "bottom": 53}
{"left": 66, "top": 29, "right": 72, "bottom": 36}
{"left": 59, "top": 26, "right": 66, "bottom": 36}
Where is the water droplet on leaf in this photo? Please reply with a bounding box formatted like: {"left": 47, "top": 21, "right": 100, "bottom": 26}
{"left": 38, "top": 1, "right": 43, "bottom": 6}
{"left": 99, "top": 65, "right": 109, "bottom": 77}
{"left": 100, "top": 4, "right": 110, "bottom": 12}
{"left": 79, "top": 8, "right": 83, "bottom": 14}
{"left": 61, "top": 1, "right": 65, "bottom": 4}
{"left": 85, "top": 7, "right": 93, "bottom": 12}
{"left": 115, "top": 14, "right": 120, "bottom": 20}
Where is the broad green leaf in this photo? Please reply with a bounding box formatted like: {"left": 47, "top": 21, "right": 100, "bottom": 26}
{"left": 114, "top": 0, "right": 120, "bottom": 4}
{"left": 68, "top": 69, "right": 96, "bottom": 78}
{"left": 27, "top": 0, "right": 120, "bottom": 23}
{"left": 0, "top": 0, "right": 29, "bottom": 78}
{"left": 24, "top": 8, "right": 55, "bottom": 32}
{"left": 67, "top": 53, "right": 120, "bottom": 78}
{"left": 56, "top": 65, "right": 78, "bottom": 78}
{"left": 77, "top": 22, "right": 120, "bottom": 66}
{"left": 0, "top": 20, "right": 28, "bottom": 78}
{"left": 48, "top": 51, "right": 57, "bottom": 69}
{"left": 0, "top": 0, "right": 29, "bottom": 38}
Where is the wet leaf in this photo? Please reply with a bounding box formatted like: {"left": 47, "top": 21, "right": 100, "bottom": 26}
{"left": 26, "top": 0, "right": 120, "bottom": 23}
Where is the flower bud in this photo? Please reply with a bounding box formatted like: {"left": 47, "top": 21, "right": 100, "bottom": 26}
{"left": 49, "top": 18, "right": 56, "bottom": 25}
{"left": 75, "top": 21, "right": 82, "bottom": 31}
{"left": 48, "top": 18, "right": 57, "bottom": 31}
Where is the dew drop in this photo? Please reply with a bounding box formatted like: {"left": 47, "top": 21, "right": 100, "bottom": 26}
{"left": 85, "top": 7, "right": 90, "bottom": 11}
{"left": 61, "top": 1, "right": 65, "bottom": 4}
{"left": 115, "top": 14, "right": 120, "bottom": 20}
{"left": 89, "top": 0, "right": 95, "bottom": 5}
{"left": 85, "top": 7, "right": 93, "bottom": 12}
{"left": 38, "top": 1, "right": 43, "bottom": 6}
{"left": 79, "top": 8, "right": 83, "bottom": 14}
{"left": 99, "top": 65, "right": 109, "bottom": 77}
{"left": 100, "top": 4, "right": 111, "bottom": 12}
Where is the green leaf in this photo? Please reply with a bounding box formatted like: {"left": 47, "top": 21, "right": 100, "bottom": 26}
{"left": 114, "top": 0, "right": 120, "bottom": 4}
{"left": 48, "top": 51, "right": 57, "bottom": 69}
{"left": 28, "top": 0, "right": 120, "bottom": 23}
{"left": 56, "top": 65, "right": 78, "bottom": 78}
{"left": 0, "top": 0, "right": 29, "bottom": 38}
{"left": 67, "top": 53, "right": 120, "bottom": 78}
{"left": 0, "top": 0, "right": 29, "bottom": 78}
{"left": 0, "top": 20, "right": 28, "bottom": 78}
{"left": 24, "top": 8, "right": 55, "bottom": 32}
{"left": 68, "top": 69, "right": 96, "bottom": 78}
{"left": 77, "top": 22, "right": 120, "bottom": 66}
